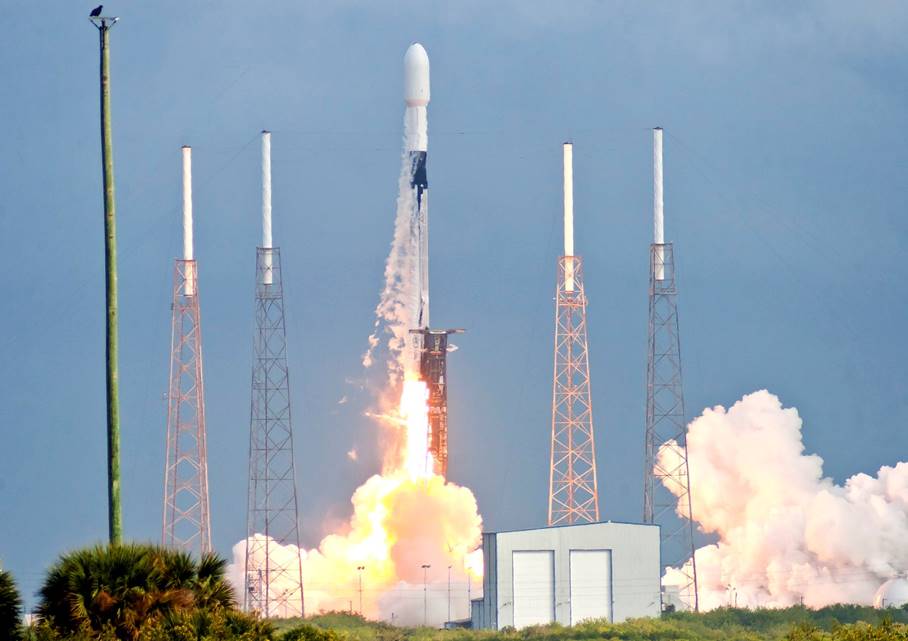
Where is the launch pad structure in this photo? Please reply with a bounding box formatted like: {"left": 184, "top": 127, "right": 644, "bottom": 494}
{"left": 548, "top": 142, "right": 600, "bottom": 526}
{"left": 162, "top": 146, "right": 212, "bottom": 555}
{"left": 643, "top": 128, "right": 699, "bottom": 611}
{"left": 411, "top": 328, "right": 464, "bottom": 477}
{"left": 244, "top": 132, "right": 305, "bottom": 618}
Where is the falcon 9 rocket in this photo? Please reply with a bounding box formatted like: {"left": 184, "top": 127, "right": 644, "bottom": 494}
{"left": 402, "top": 43, "right": 462, "bottom": 478}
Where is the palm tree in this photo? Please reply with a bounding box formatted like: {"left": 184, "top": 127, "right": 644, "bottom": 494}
{"left": 193, "top": 553, "right": 235, "bottom": 610}
{"left": 0, "top": 569, "right": 23, "bottom": 641}
{"left": 36, "top": 543, "right": 237, "bottom": 641}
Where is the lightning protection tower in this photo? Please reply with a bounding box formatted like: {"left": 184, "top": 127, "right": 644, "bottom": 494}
{"left": 162, "top": 146, "right": 212, "bottom": 555}
{"left": 548, "top": 142, "right": 600, "bottom": 526}
{"left": 643, "top": 127, "right": 699, "bottom": 611}
{"left": 244, "top": 131, "right": 305, "bottom": 618}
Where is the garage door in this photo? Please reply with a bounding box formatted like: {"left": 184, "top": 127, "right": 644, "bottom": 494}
{"left": 570, "top": 549, "right": 612, "bottom": 624}
{"left": 512, "top": 550, "right": 554, "bottom": 628}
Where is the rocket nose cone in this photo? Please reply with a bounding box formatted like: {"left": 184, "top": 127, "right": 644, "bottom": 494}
{"left": 404, "top": 42, "right": 430, "bottom": 107}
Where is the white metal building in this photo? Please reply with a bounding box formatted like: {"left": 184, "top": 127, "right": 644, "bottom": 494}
{"left": 471, "top": 521, "right": 661, "bottom": 629}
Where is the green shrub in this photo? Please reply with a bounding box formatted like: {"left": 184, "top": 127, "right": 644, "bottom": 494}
{"left": 139, "top": 607, "right": 275, "bottom": 641}
{"left": 282, "top": 622, "right": 343, "bottom": 641}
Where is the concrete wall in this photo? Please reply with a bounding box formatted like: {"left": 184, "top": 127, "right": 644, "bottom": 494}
{"left": 475, "top": 522, "right": 660, "bottom": 628}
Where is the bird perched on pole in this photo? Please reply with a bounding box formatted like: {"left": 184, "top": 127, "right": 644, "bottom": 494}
{"left": 90, "top": 5, "right": 103, "bottom": 17}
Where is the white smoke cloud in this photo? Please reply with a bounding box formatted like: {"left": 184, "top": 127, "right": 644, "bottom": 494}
{"left": 227, "top": 535, "right": 305, "bottom": 618}
{"left": 662, "top": 390, "right": 908, "bottom": 609}
{"left": 361, "top": 137, "right": 419, "bottom": 382}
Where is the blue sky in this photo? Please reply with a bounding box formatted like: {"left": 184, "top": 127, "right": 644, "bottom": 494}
{"left": 1, "top": 1, "right": 907, "bottom": 608}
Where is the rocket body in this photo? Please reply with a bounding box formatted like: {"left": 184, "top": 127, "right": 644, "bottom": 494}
{"left": 405, "top": 43, "right": 430, "bottom": 333}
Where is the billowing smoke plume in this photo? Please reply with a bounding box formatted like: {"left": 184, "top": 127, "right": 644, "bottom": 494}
{"left": 362, "top": 149, "right": 419, "bottom": 382}
{"left": 230, "top": 111, "right": 484, "bottom": 625}
{"left": 662, "top": 390, "right": 908, "bottom": 609}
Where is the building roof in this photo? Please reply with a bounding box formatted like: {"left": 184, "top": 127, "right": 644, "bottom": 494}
{"left": 484, "top": 519, "right": 659, "bottom": 536}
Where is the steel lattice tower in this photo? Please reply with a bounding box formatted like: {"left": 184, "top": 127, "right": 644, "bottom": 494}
{"left": 548, "top": 143, "right": 599, "bottom": 526}
{"left": 244, "top": 132, "right": 305, "bottom": 619}
{"left": 643, "top": 128, "right": 698, "bottom": 611}
{"left": 163, "top": 146, "right": 212, "bottom": 555}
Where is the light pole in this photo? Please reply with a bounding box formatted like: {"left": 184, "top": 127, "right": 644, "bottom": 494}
{"left": 447, "top": 565, "right": 452, "bottom": 623}
{"left": 89, "top": 8, "right": 122, "bottom": 547}
{"left": 467, "top": 570, "right": 471, "bottom": 608}
{"left": 421, "top": 564, "right": 431, "bottom": 626}
{"left": 357, "top": 565, "right": 366, "bottom": 616}
{"left": 464, "top": 557, "right": 471, "bottom": 612}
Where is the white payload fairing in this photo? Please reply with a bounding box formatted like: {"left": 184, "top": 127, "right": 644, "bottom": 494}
{"left": 404, "top": 43, "right": 430, "bottom": 331}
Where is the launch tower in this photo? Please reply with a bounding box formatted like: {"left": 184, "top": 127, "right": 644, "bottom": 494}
{"left": 244, "top": 132, "right": 305, "bottom": 618}
{"left": 410, "top": 328, "right": 463, "bottom": 477}
{"left": 162, "top": 146, "right": 212, "bottom": 555}
{"left": 643, "top": 127, "right": 699, "bottom": 611}
{"left": 548, "top": 143, "right": 600, "bottom": 526}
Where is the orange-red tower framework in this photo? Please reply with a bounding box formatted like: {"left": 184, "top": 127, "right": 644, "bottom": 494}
{"left": 162, "top": 258, "right": 212, "bottom": 554}
{"left": 548, "top": 143, "right": 600, "bottom": 526}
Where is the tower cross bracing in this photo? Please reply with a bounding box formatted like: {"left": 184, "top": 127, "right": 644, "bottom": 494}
{"left": 548, "top": 256, "right": 600, "bottom": 525}
{"left": 244, "top": 247, "right": 305, "bottom": 619}
{"left": 162, "top": 258, "right": 212, "bottom": 555}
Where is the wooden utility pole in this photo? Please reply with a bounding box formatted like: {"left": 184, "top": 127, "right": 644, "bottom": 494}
{"left": 90, "top": 12, "right": 122, "bottom": 545}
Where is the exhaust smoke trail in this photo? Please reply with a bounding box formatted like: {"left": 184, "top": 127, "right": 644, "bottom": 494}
{"left": 231, "top": 44, "right": 483, "bottom": 624}
{"left": 362, "top": 149, "right": 420, "bottom": 380}
{"left": 661, "top": 390, "right": 908, "bottom": 609}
